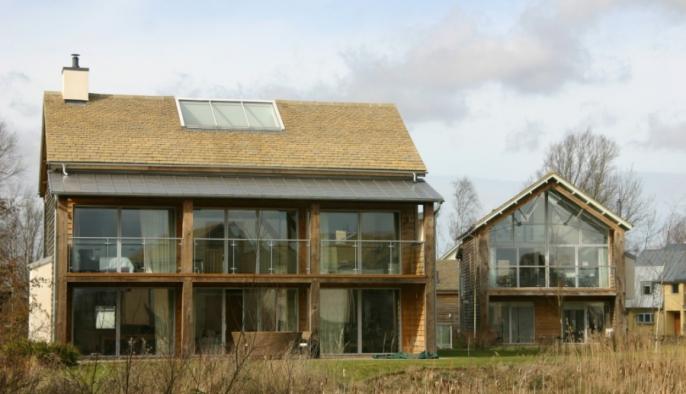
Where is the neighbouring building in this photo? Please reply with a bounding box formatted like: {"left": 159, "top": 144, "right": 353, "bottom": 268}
{"left": 624, "top": 248, "right": 666, "bottom": 336}
{"left": 458, "top": 173, "right": 632, "bottom": 344}
{"left": 30, "top": 55, "right": 443, "bottom": 357}
{"left": 656, "top": 245, "right": 686, "bottom": 336}
{"left": 435, "top": 255, "right": 459, "bottom": 349}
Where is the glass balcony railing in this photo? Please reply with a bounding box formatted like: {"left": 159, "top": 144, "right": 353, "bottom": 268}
{"left": 193, "top": 238, "right": 308, "bottom": 274}
{"left": 320, "top": 240, "right": 423, "bottom": 275}
{"left": 490, "top": 265, "right": 612, "bottom": 288}
{"left": 69, "top": 237, "right": 180, "bottom": 273}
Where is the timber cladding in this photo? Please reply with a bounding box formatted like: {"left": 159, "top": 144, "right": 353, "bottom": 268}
{"left": 401, "top": 284, "right": 426, "bottom": 353}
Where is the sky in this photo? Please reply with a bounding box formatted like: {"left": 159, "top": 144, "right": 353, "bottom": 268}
{"left": 1, "top": 0, "right": 686, "bottom": 253}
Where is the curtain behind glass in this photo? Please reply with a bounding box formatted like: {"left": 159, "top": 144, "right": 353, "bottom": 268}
{"left": 320, "top": 289, "right": 357, "bottom": 354}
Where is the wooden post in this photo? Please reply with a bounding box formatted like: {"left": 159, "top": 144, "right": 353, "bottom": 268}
{"left": 54, "top": 197, "right": 69, "bottom": 343}
{"left": 309, "top": 203, "right": 320, "bottom": 275}
{"left": 180, "top": 278, "right": 194, "bottom": 355}
{"left": 180, "top": 199, "right": 193, "bottom": 274}
{"left": 309, "top": 203, "right": 321, "bottom": 356}
{"left": 423, "top": 202, "right": 437, "bottom": 353}
{"left": 612, "top": 229, "right": 626, "bottom": 336}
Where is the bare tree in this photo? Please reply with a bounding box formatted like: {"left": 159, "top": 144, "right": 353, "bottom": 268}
{"left": 661, "top": 203, "right": 686, "bottom": 246}
{"left": 0, "top": 122, "right": 20, "bottom": 191}
{"left": 448, "top": 177, "right": 481, "bottom": 241}
{"left": 537, "top": 129, "right": 649, "bottom": 228}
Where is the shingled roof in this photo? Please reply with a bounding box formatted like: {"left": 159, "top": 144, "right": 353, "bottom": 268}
{"left": 41, "top": 92, "right": 427, "bottom": 175}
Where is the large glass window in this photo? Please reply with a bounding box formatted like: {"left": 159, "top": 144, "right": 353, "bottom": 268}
{"left": 489, "top": 191, "right": 610, "bottom": 288}
{"left": 193, "top": 209, "right": 298, "bottom": 274}
{"left": 194, "top": 288, "right": 299, "bottom": 354}
{"left": 320, "top": 211, "right": 401, "bottom": 274}
{"left": 562, "top": 302, "right": 606, "bottom": 342}
{"left": 71, "top": 207, "right": 176, "bottom": 273}
{"left": 72, "top": 287, "right": 176, "bottom": 356}
{"left": 489, "top": 303, "right": 534, "bottom": 344}
{"left": 320, "top": 289, "right": 399, "bottom": 354}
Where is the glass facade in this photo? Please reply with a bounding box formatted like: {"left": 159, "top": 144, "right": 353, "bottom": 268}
{"left": 489, "top": 303, "right": 535, "bottom": 344}
{"left": 193, "top": 209, "right": 299, "bottom": 274}
{"left": 320, "top": 211, "right": 401, "bottom": 274}
{"left": 489, "top": 191, "right": 610, "bottom": 288}
{"left": 320, "top": 289, "right": 399, "bottom": 354}
{"left": 194, "top": 288, "right": 299, "bottom": 354}
{"left": 71, "top": 207, "right": 177, "bottom": 273}
{"left": 71, "top": 287, "right": 176, "bottom": 356}
{"left": 562, "top": 302, "right": 606, "bottom": 342}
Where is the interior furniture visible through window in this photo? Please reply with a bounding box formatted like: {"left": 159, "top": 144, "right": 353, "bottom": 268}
{"left": 71, "top": 207, "right": 177, "bottom": 273}
{"left": 194, "top": 287, "right": 298, "bottom": 354}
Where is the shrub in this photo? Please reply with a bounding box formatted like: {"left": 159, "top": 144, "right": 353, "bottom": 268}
{"left": 1, "top": 340, "right": 79, "bottom": 367}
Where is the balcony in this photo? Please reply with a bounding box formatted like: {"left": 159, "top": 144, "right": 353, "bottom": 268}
{"left": 69, "top": 237, "right": 180, "bottom": 273}
{"left": 193, "top": 238, "right": 309, "bottom": 274}
{"left": 490, "top": 265, "right": 613, "bottom": 289}
{"left": 320, "top": 240, "right": 423, "bottom": 275}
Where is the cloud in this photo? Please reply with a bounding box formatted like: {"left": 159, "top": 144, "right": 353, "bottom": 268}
{"left": 505, "top": 122, "right": 545, "bottom": 153}
{"left": 641, "top": 117, "right": 686, "bottom": 151}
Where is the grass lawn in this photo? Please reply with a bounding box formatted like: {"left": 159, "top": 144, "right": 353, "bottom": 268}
{"left": 311, "top": 347, "right": 541, "bottom": 382}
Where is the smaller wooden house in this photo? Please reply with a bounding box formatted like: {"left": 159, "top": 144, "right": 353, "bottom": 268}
{"left": 436, "top": 256, "right": 459, "bottom": 349}
{"left": 458, "top": 173, "right": 632, "bottom": 344}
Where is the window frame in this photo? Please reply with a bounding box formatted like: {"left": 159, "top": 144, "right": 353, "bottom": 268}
{"left": 192, "top": 208, "right": 301, "bottom": 274}
{"left": 319, "top": 210, "right": 402, "bottom": 274}
{"left": 176, "top": 98, "right": 285, "bottom": 131}
{"left": 437, "top": 324, "right": 453, "bottom": 349}
{"left": 641, "top": 281, "right": 653, "bottom": 296}
{"left": 636, "top": 312, "right": 654, "bottom": 325}
{"left": 672, "top": 283, "right": 680, "bottom": 294}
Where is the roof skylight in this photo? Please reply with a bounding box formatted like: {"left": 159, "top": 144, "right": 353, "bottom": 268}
{"left": 176, "top": 99, "right": 284, "bottom": 131}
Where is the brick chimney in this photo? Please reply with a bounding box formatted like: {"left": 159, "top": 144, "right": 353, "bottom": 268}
{"left": 61, "top": 54, "right": 89, "bottom": 101}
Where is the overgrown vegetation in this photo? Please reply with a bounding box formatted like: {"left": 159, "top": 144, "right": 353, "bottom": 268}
{"left": 3, "top": 336, "right": 686, "bottom": 393}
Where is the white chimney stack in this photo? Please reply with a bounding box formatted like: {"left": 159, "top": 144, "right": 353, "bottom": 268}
{"left": 61, "top": 54, "right": 89, "bottom": 101}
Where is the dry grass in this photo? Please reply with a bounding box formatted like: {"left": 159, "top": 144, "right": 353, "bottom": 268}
{"left": 2, "top": 335, "right": 686, "bottom": 393}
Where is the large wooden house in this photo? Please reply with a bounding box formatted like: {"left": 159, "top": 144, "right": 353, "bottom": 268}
{"left": 458, "top": 173, "right": 631, "bottom": 344}
{"left": 31, "top": 55, "right": 443, "bottom": 357}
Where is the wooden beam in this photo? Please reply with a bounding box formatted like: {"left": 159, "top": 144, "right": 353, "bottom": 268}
{"left": 309, "top": 279, "right": 320, "bottom": 356}
{"left": 309, "top": 203, "right": 320, "bottom": 275}
{"left": 54, "top": 197, "right": 69, "bottom": 343}
{"left": 180, "top": 199, "right": 194, "bottom": 274}
{"left": 180, "top": 278, "right": 193, "bottom": 355}
{"left": 422, "top": 202, "right": 437, "bottom": 353}
{"left": 552, "top": 185, "right": 622, "bottom": 231}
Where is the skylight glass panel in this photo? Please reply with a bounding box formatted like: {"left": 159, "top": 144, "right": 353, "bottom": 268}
{"left": 244, "top": 102, "right": 280, "bottom": 129}
{"left": 179, "top": 101, "right": 214, "bottom": 128}
{"left": 177, "top": 99, "right": 283, "bottom": 131}
{"left": 213, "top": 102, "right": 249, "bottom": 128}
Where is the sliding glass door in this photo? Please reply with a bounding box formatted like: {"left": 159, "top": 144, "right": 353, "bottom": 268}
{"left": 194, "top": 287, "right": 299, "bottom": 354}
{"left": 71, "top": 287, "right": 176, "bottom": 356}
{"left": 320, "top": 288, "right": 399, "bottom": 354}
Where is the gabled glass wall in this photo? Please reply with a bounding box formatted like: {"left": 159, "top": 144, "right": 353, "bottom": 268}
{"left": 489, "top": 190, "right": 610, "bottom": 288}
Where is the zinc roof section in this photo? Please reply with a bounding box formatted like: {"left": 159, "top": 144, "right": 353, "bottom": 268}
{"left": 47, "top": 172, "right": 444, "bottom": 202}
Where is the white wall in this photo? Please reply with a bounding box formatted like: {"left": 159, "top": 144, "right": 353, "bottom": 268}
{"left": 28, "top": 257, "right": 53, "bottom": 342}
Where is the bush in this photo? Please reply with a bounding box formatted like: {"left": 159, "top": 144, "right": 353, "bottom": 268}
{"left": 1, "top": 340, "right": 79, "bottom": 367}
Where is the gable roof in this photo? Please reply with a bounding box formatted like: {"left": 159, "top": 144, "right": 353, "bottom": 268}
{"left": 459, "top": 172, "right": 632, "bottom": 240}
{"left": 652, "top": 244, "right": 686, "bottom": 282}
{"left": 41, "top": 92, "right": 427, "bottom": 178}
